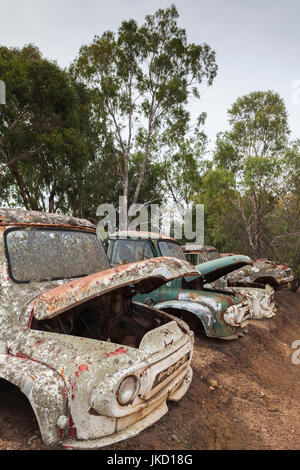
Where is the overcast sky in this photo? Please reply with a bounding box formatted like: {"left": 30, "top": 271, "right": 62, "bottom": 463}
{"left": 1, "top": 0, "right": 299, "bottom": 150}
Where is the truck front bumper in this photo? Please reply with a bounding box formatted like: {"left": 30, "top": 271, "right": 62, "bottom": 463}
{"left": 62, "top": 366, "right": 192, "bottom": 450}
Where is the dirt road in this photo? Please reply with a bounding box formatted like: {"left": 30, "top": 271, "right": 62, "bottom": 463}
{"left": 0, "top": 289, "right": 299, "bottom": 450}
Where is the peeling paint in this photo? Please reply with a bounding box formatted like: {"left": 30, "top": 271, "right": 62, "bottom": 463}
{"left": 108, "top": 234, "right": 253, "bottom": 340}
{"left": 0, "top": 209, "right": 195, "bottom": 449}
{"left": 183, "top": 246, "right": 294, "bottom": 290}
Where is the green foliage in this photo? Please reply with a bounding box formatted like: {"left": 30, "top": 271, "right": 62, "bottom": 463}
{"left": 195, "top": 166, "right": 243, "bottom": 251}
{"left": 0, "top": 10, "right": 298, "bottom": 278}
{"left": 0, "top": 44, "right": 107, "bottom": 214}
{"left": 162, "top": 119, "right": 208, "bottom": 211}
{"left": 71, "top": 4, "right": 217, "bottom": 221}
{"left": 212, "top": 90, "right": 292, "bottom": 259}
{"left": 199, "top": 91, "right": 300, "bottom": 274}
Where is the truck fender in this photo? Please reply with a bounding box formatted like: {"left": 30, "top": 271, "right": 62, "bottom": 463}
{"left": 154, "top": 300, "right": 213, "bottom": 336}
{"left": 0, "top": 354, "right": 68, "bottom": 446}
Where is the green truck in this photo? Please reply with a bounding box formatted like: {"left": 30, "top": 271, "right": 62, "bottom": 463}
{"left": 107, "top": 231, "right": 253, "bottom": 340}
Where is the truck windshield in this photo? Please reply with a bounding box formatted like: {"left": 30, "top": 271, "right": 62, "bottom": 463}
{"left": 5, "top": 227, "right": 110, "bottom": 283}
{"left": 158, "top": 241, "right": 186, "bottom": 261}
{"left": 110, "top": 239, "right": 154, "bottom": 265}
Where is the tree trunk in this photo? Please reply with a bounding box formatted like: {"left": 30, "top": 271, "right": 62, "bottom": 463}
{"left": 252, "top": 192, "right": 261, "bottom": 259}
{"left": 122, "top": 155, "right": 129, "bottom": 230}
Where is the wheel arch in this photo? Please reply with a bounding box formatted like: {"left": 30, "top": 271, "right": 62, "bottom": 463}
{"left": 0, "top": 354, "right": 68, "bottom": 446}
{"left": 253, "top": 276, "right": 279, "bottom": 290}
{"left": 154, "top": 300, "right": 213, "bottom": 336}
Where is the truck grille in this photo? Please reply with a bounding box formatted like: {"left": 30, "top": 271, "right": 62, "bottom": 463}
{"left": 152, "top": 352, "right": 190, "bottom": 389}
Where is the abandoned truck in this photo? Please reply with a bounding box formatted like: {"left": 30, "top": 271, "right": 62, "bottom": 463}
{"left": 182, "top": 245, "right": 221, "bottom": 265}
{"left": 107, "top": 231, "right": 254, "bottom": 340}
{"left": 183, "top": 245, "right": 294, "bottom": 290}
{"left": 183, "top": 246, "right": 276, "bottom": 319}
{"left": 0, "top": 209, "right": 198, "bottom": 449}
{"left": 221, "top": 258, "right": 294, "bottom": 290}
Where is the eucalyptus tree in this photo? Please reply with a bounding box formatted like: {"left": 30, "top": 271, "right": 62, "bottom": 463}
{"left": 214, "top": 90, "right": 290, "bottom": 258}
{"left": 72, "top": 4, "right": 217, "bottom": 227}
{"left": 0, "top": 44, "right": 101, "bottom": 213}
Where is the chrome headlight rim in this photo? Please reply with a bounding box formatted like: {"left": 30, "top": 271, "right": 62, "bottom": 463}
{"left": 116, "top": 375, "right": 140, "bottom": 406}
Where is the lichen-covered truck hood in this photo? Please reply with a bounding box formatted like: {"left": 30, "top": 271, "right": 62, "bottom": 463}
{"left": 12, "top": 320, "right": 185, "bottom": 394}
{"left": 226, "top": 260, "right": 292, "bottom": 281}
{"left": 28, "top": 257, "right": 200, "bottom": 321}
{"left": 12, "top": 329, "right": 147, "bottom": 395}
{"left": 10, "top": 329, "right": 151, "bottom": 437}
{"left": 195, "top": 255, "right": 252, "bottom": 284}
{"left": 228, "top": 263, "right": 270, "bottom": 279}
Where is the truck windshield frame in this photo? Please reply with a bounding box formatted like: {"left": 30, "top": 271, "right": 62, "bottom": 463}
{"left": 4, "top": 226, "right": 109, "bottom": 284}
{"left": 109, "top": 238, "right": 156, "bottom": 265}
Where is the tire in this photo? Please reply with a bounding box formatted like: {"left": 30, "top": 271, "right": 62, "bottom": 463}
{"left": 291, "top": 278, "right": 300, "bottom": 292}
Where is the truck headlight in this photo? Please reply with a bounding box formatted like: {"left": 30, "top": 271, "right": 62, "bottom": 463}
{"left": 117, "top": 375, "right": 140, "bottom": 405}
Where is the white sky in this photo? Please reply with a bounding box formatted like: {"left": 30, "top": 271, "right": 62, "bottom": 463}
{"left": 1, "top": 0, "right": 299, "bottom": 151}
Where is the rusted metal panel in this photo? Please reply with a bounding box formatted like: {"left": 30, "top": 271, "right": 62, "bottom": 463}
{"left": 225, "top": 261, "right": 294, "bottom": 289}
{"left": 183, "top": 245, "right": 290, "bottom": 318}
{"left": 30, "top": 257, "right": 201, "bottom": 321}
{"left": 195, "top": 255, "right": 252, "bottom": 283}
{"left": 0, "top": 210, "right": 196, "bottom": 449}
{"left": 184, "top": 245, "right": 294, "bottom": 290}
{"left": 108, "top": 234, "right": 253, "bottom": 340}
{"left": 205, "top": 280, "right": 276, "bottom": 320}
{"left": 110, "top": 231, "right": 175, "bottom": 241}
{"left": 231, "top": 285, "right": 276, "bottom": 319}
{"left": 0, "top": 208, "right": 94, "bottom": 228}
{"left": 183, "top": 244, "right": 217, "bottom": 252}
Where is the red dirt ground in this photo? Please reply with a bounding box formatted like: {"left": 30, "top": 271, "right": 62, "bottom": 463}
{"left": 0, "top": 289, "right": 299, "bottom": 450}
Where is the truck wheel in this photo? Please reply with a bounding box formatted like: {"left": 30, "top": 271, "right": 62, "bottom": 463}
{"left": 291, "top": 278, "right": 300, "bottom": 292}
